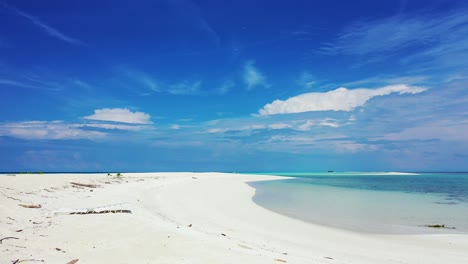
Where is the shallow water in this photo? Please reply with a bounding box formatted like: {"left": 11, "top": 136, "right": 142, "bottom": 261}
{"left": 248, "top": 172, "right": 468, "bottom": 234}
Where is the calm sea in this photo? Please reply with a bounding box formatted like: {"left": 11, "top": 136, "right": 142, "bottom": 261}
{"left": 247, "top": 172, "right": 468, "bottom": 234}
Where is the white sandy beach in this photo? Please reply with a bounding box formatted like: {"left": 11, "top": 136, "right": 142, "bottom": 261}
{"left": 1, "top": 172, "right": 468, "bottom": 264}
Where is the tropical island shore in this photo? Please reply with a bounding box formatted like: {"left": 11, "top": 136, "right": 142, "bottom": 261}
{"left": 1, "top": 172, "right": 467, "bottom": 264}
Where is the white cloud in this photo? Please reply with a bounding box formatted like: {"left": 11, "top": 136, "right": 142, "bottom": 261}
{"left": 262, "top": 135, "right": 377, "bottom": 153}
{"left": 371, "top": 120, "right": 468, "bottom": 143}
{"left": 0, "top": 121, "right": 106, "bottom": 140}
{"left": 259, "top": 84, "right": 426, "bottom": 115}
{"left": 0, "top": 118, "right": 153, "bottom": 140}
{"left": 343, "top": 75, "right": 430, "bottom": 88}
{"left": 83, "top": 108, "right": 152, "bottom": 124}
{"left": 9, "top": 4, "right": 83, "bottom": 45}
{"left": 297, "top": 119, "right": 340, "bottom": 131}
{"left": 206, "top": 117, "right": 343, "bottom": 134}
{"left": 77, "top": 123, "right": 146, "bottom": 131}
{"left": 243, "top": 61, "right": 268, "bottom": 90}
{"left": 268, "top": 123, "right": 292, "bottom": 130}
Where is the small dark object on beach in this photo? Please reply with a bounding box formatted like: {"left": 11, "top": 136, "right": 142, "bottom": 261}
{"left": 324, "top": 256, "right": 334, "bottom": 260}
{"left": 15, "top": 229, "right": 23, "bottom": 232}
{"left": 275, "top": 259, "right": 287, "bottom": 262}
{"left": 66, "top": 260, "right": 79, "bottom": 264}
{"left": 70, "top": 182, "right": 100, "bottom": 188}
{"left": 188, "top": 224, "right": 192, "bottom": 227}
{"left": 428, "top": 224, "right": 445, "bottom": 228}
{"left": 0, "top": 236, "right": 19, "bottom": 244}
{"left": 425, "top": 224, "right": 456, "bottom": 229}
{"left": 18, "top": 204, "right": 41, "bottom": 209}
{"left": 221, "top": 233, "right": 226, "bottom": 236}
{"left": 69, "top": 209, "right": 132, "bottom": 215}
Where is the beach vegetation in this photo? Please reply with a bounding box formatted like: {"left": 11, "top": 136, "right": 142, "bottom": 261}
{"left": 106, "top": 172, "right": 123, "bottom": 178}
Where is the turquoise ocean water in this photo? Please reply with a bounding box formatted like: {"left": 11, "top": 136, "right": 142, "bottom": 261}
{"left": 247, "top": 172, "right": 468, "bottom": 234}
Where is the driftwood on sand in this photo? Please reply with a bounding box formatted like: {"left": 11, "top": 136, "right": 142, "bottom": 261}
{"left": 0, "top": 236, "right": 19, "bottom": 244}
{"left": 12, "top": 259, "right": 45, "bottom": 263}
{"left": 70, "top": 182, "right": 101, "bottom": 188}
{"left": 52, "top": 203, "right": 132, "bottom": 215}
{"left": 69, "top": 209, "right": 132, "bottom": 215}
{"left": 18, "top": 204, "right": 41, "bottom": 208}
{"left": 425, "top": 224, "right": 456, "bottom": 229}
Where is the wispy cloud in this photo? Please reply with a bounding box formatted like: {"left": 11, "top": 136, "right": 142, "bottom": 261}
{"left": 167, "top": 0, "right": 220, "bottom": 48}
{"left": 7, "top": 4, "right": 84, "bottom": 45}
{"left": 320, "top": 7, "right": 468, "bottom": 69}
{"left": 77, "top": 123, "right": 148, "bottom": 131}
{"left": 243, "top": 60, "right": 268, "bottom": 90}
{"left": 83, "top": 108, "right": 152, "bottom": 124}
{"left": 206, "top": 117, "right": 344, "bottom": 134}
{"left": 343, "top": 75, "right": 431, "bottom": 88}
{"left": 119, "top": 68, "right": 160, "bottom": 94}
{"left": 0, "top": 79, "right": 41, "bottom": 89}
{"left": 168, "top": 80, "right": 201, "bottom": 95}
{"left": 0, "top": 121, "right": 106, "bottom": 140}
{"left": 296, "top": 72, "right": 316, "bottom": 89}
{"left": 0, "top": 77, "right": 67, "bottom": 91}
{"left": 0, "top": 107, "right": 154, "bottom": 140}
{"left": 216, "top": 80, "right": 235, "bottom": 95}
{"left": 117, "top": 67, "right": 204, "bottom": 96}
{"left": 259, "top": 84, "right": 426, "bottom": 115}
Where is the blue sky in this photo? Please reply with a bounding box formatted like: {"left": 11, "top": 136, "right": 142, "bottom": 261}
{"left": 1, "top": 0, "right": 468, "bottom": 172}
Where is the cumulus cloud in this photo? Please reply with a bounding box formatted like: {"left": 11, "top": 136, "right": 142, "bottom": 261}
{"left": 259, "top": 84, "right": 426, "bottom": 115}
{"left": 83, "top": 108, "right": 152, "bottom": 124}
{"left": 243, "top": 61, "right": 268, "bottom": 90}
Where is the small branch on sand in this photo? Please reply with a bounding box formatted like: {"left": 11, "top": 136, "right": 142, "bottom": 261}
{"left": 66, "top": 259, "right": 79, "bottom": 264}
{"left": 70, "top": 209, "right": 132, "bottom": 215}
{"left": 52, "top": 203, "right": 132, "bottom": 215}
{"left": 18, "top": 204, "right": 42, "bottom": 208}
{"left": 0, "top": 236, "right": 19, "bottom": 244}
{"left": 18, "top": 204, "right": 41, "bottom": 209}
{"left": 424, "top": 224, "right": 456, "bottom": 229}
{"left": 12, "top": 259, "right": 45, "bottom": 263}
{"left": 70, "top": 182, "right": 101, "bottom": 188}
